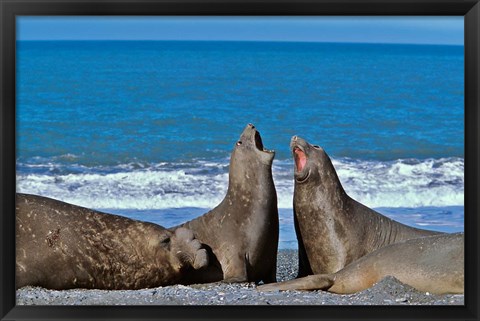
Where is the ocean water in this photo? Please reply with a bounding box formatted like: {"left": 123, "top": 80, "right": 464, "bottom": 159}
{"left": 16, "top": 41, "right": 464, "bottom": 249}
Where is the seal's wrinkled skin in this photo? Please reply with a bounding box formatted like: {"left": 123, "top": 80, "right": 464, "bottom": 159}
{"left": 290, "top": 136, "right": 441, "bottom": 277}
{"left": 174, "top": 124, "right": 279, "bottom": 284}
{"left": 258, "top": 233, "right": 464, "bottom": 294}
{"left": 16, "top": 193, "right": 208, "bottom": 290}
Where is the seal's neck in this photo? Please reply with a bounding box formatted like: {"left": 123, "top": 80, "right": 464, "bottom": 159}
{"left": 299, "top": 183, "right": 347, "bottom": 215}
{"left": 228, "top": 156, "right": 273, "bottom": 191}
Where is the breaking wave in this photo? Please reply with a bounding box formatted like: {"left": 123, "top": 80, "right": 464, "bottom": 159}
{"left": 16, "top": 157, "right": 464, "bottom": 210}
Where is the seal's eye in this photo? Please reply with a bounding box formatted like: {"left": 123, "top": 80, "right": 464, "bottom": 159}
{"left": 160, "top": 237, "right": 171, "bottom": 244}
{"left": 236, "top": 141, "right": 242, "bottom": 146}
{"left": 313, "top": 145, "right": 320, "bottom": 149}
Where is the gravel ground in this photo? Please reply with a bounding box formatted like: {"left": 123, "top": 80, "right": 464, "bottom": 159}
{"left": 16, "top": 249, "right": 464, "bottom": 306}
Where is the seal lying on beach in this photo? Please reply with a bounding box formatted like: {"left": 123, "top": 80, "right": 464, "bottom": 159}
{"left": 258, "top": 232, "right": 464, "bottom": 294}
{"left": 290, "top": 136, "right": 441, "bottom": 277}
{"left": 16, "top": 193, "right": 208, "bottom": 290}
{"left": 173, "top": 124, "right": 279, "bottom": 284}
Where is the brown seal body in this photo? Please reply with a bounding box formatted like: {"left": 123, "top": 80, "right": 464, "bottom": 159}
{"left": 258, "top": 232, "right": 464, "bottom": 294}
{"left": 290, "top": 136, "right": 441, "bottom": 277}
{"left": 16, "top": 193, "right": 208, "bottom": 290}
{"left": 173, "top": 124, "right": 279, "bottom": 284}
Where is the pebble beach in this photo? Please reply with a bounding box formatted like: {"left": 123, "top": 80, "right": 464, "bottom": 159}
{"left": 16, "top": 250, "right": 464, "bottom": 306}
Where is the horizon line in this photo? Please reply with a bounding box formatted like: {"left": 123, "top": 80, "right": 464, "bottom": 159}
{"left": 16, "top": 39, "right": 464, "bottom": 46}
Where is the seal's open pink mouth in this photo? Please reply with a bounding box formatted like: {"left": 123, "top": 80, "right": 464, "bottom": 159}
{"left": 294, "top": 148, "right": 307, "bottom": 172}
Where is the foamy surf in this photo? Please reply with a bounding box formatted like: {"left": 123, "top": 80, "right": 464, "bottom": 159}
{"left": 16, "top": 157, "right": 463, "bottom": 210}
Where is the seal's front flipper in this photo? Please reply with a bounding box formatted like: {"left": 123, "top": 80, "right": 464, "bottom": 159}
{"left": 257, "top": 274, "right": 335, "bottom": 292}
{"left": 221, "top": 253, "right": 248, "bottom": 283}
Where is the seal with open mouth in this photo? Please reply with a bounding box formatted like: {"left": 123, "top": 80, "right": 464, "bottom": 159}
{"left": 173, "top": 124, "right": 279, "bottom": 284}
{"left": 16, "top": 193, "right": 208, "bottom": 290}
{"left": 290, "top": 136, "right": 441, "bottom": 277}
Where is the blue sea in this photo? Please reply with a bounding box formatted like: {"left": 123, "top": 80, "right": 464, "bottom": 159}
{"left": 16, "top": 41, "right": 464, "bottom": 249}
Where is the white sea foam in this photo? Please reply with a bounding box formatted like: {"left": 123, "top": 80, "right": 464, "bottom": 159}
{"left": 331, "top": 158, "right": 464, "bottom": 208}
{"left": 16, "top": 157, "right": 464, "bottom": 210}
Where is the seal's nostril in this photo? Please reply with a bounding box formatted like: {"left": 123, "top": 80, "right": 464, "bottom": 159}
{"left": 293, "top": 136, "right": 298, "bottom": 141}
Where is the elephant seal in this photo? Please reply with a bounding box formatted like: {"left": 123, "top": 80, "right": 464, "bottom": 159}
{"left": 16, "top": 193, "right": 208, "bottom": 290}
{"left": 173, "top": 124, "right": 279, "bottom": 284}
{"left": 258, "top": 232, "right": 464, "bottom": 294}
{"left": 290, "top": 136, "right": 441, "bottom": 277}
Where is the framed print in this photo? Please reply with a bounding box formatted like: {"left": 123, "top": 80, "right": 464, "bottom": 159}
{"left": 1, "top": 0, "right": 479, "bottom": 320}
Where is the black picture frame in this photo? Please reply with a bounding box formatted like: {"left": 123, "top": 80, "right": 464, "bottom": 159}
{"left": 1, "top": 1, "right": 479, "bottom": 320}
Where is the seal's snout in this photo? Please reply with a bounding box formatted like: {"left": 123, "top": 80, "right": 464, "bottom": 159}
{"left": 290, "top": 136, "right": 311, "bottom": 182}
{"left": 241, "top": 123, "right": 256, "bottom": 138}
{"left": 193, "top": 249, "right": 209, "bottom": 270}
{"left": 172, "top": 227, "right": 210, "bottom": 270}
{"left": 290, "top": 136, "right": 298, "bottom": 149}
{"left": 290, "top": 135, "right": 306, "bottom": 148}
{"left": 239, "top": 124, "right": 274, "bottom": 156}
